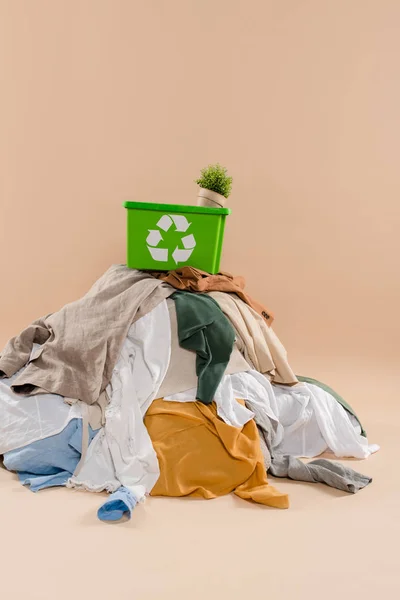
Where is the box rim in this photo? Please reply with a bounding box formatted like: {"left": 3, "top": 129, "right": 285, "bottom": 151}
{"left": 123, "top": 200, "right": 231, "bottom": 216}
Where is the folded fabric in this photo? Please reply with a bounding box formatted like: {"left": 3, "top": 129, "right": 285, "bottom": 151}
{"left": 269, "top": 456, "right": 372, "bottom": 494}
{"left": 145, "top": 398, "right": 289, "bottom": 509}
{"left": 68, "top": 300, "right": 171, "bottom": 502}
{"left": 158, "top": 298, "right": 250, "bottom": 398}
{"left": 97, "top": 487, "right": 137, "bottom": 522}
{"left": 3, "top": 418, "right": 98, "bottom": 492}
{"left": 0, "top": 266, "right": 174, "bottom": 406}
{"left": 209, "top": 291, "right": 297, "bottom": 385}
{"left": 149, "top": 266, "right": 274, "bottom": 326}
{"left": 297, "top": 375, "right": 366, "bottom": 436}
{"left": 172, "top": 291, "right": 235, "bottom": 404}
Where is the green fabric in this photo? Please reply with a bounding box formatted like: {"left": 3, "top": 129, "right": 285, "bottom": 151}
{"left": 297, "top": 375, "right": 366, "bottom": 437}
{"left": 172, "top": 291, "right": 235, "bottom": 404}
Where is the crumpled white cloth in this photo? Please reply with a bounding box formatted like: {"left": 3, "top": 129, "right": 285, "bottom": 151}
{"left": 68, "top": 300, "right": 171, "bottom": 502}
{"left": 164, "top": 374, "right": 255, "bottom": 427}
{"left": 165, "top": 370, "right": 378, "bottom": 459}
{"left": 0, "top": 349, "right": 81, "bottom": 454}
{"left": 271, "top": 379, "right": 379, "bottom": 458}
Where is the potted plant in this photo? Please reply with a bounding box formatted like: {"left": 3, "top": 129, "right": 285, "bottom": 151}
{"left": 195, "top": 163, "right": 233, "bottom": 208}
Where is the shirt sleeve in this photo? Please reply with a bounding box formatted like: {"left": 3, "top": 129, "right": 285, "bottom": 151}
{"left": 0, "top": 318, "right": 50, "bottom": 378}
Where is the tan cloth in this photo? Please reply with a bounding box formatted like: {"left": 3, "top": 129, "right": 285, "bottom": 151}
{"left": 149, "top": 266, "right": 274, "bottom": 326}
{"left": 157, "top": 299, "right": 251, "bottom": 398}
{"left": 145, "top": 398, "right": 289, "bottom": 509}
{"left": 0, "top": 266, "right": 174, "bottom": 405}
{"left": 208, "top": 291, "right": 298, "bottom": 385}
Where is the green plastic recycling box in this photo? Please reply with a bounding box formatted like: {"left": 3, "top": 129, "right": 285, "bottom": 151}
{"left": 124, "top": 201, "right": 230, "bottom": 274}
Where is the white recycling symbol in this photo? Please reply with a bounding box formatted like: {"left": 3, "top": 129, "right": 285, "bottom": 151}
{"left": 146, "top": 214, "right": 196, "bottom": 264}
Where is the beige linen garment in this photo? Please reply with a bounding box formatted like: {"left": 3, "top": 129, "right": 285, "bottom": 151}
{"left": 0, "top": 265, "right": 174, "bottom": 405}
{"left": 208, "top": 291, "right": 298, "bottom": 385}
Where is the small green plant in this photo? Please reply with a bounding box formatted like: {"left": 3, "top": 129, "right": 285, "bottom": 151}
{"left": 195, "top": 164, "right": 233, "bottom": 198}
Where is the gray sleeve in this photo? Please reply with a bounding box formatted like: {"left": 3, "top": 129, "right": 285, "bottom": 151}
{"left": 0, "top": 317, "right": 50, "bottom": 378}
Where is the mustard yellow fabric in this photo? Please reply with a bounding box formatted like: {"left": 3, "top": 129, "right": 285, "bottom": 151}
{"left": 145, "top": 399, "right": 289, "bottom": 509}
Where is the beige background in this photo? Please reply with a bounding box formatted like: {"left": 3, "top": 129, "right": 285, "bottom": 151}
{"left": 0, "top": 1, "right": 399, "bottom": 599}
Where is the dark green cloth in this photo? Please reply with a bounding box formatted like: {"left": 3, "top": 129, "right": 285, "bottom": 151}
{"left": 171, "top": 291, "right": 235, "bottom": 404}
{"left": 297, "top": 375, "right": 366, "bottom": 437}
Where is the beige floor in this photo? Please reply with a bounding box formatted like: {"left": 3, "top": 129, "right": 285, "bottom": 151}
{"left": 1, "top": 363, "right": 399, "bottom": 600}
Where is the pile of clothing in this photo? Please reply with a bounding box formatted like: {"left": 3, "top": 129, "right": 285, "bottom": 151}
{"left": 0, "top": 265, "right": 378, "bottom": 522}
